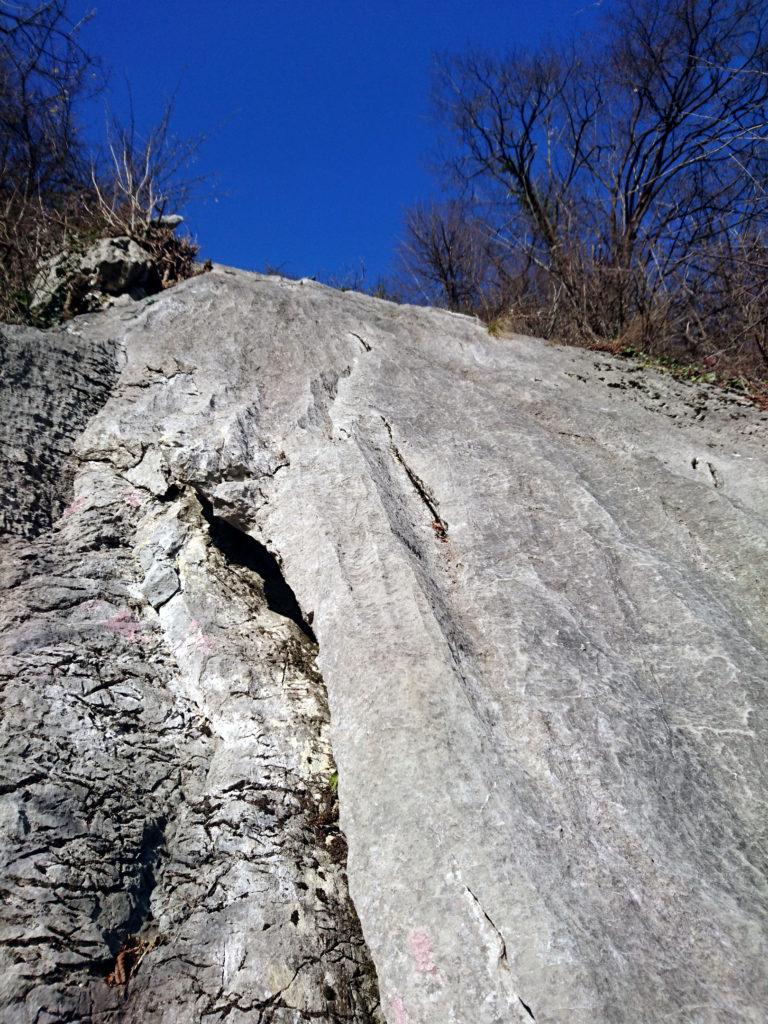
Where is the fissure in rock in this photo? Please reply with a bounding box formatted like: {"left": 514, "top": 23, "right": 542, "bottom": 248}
{"left": 184, "top": 486, "right": 382, "bottom": 1022}
{"left": 381, "top": 416, "right": 448, "bottom": 539}
{"left": 196, "top": 488, "right": 317, "bottom": 641}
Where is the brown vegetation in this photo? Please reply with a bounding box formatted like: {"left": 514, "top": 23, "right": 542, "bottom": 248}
{"left": 400, "top": 0, "right": 768, "bottom": 403}
{"left": 0, "top": 1, "right": 202, "bottom": 325}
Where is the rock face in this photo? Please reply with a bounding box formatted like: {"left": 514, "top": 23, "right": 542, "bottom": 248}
{"left": 1, "top": 268, "right": 766, "bottom": 1023}
{"left": 0, "top": 323, "right": 119, "bottom": 537}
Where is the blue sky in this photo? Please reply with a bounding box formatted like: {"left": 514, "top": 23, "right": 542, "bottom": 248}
{"left": 77, "top": 1, "right": 594, "bottom": 281}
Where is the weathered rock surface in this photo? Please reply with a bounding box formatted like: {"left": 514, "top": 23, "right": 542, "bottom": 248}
{"left": 30, "top": 236, "right": 157, "bottom": 321}
{"left": 1, "top": 268, "right": 766, "bottom": 1023}
{"left": 0, "top": 323, "right": 119, "bottom": 537}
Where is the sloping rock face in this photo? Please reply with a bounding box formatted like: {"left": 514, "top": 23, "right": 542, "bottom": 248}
{"left": 1, "top": 268, "right": 766, "bottom": 1024}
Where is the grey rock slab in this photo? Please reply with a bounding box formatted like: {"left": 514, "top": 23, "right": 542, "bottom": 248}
{"left": 0, "top": 322, "right": 120, "bottom": 538}
{"left": 141, "top": 562, "right": 179, "bottom": 608}
{"left": 1, "top": 267, "right": 767, "bottom": 1023}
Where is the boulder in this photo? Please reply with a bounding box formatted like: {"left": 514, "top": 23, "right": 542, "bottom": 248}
{"left": 30, "top": 235, "right": 158, "bottom": 321}
{"left": 155, "top": 214, "right": 184, "bottom": 229}
{"left": 1, "top": 268, "right": 766, "bottom": 1023}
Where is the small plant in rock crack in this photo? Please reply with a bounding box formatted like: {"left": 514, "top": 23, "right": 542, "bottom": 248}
{"left": 105, "top": 935, "right": 157, "bottom": 986}
{"left": 431, "top": 519, "right": 448, "bottom": 542}
{"left": 328, "top": 771, "right": 339, "bottom": 794}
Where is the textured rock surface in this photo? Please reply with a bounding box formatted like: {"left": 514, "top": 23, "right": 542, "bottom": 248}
{"left": 0, "top": 323, "right": 119, "bottom": 537}
{"left": 30, "top": 236, "right": 156, "bottom": 321}
{"left": 1, "top": 268, "right": 766, "bottom": 1023}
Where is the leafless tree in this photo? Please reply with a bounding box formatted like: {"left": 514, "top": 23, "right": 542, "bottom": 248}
{"left": 0, "top": 1, "right": 203, "bottom": 323}
{"left": 0, "top": 1, "right": 98, "bottom": 313}
{"left": 399, "top": 200, "right": 523, "bottom": 318}
{"left": 89, "top": 95, "right": 205, "bottom": 236}
{"left": 0, "top": 0, "right": 97, "bottom": 199}
{"left": 418, "top": 0, "right": 768, "bottom": 383}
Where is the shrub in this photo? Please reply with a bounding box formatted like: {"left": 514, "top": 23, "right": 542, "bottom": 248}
{"left": 0, "top": 1, "right": 203, "bottom": 325}
{"left": 401, "top": 0, "right": 768, "bottom": 398}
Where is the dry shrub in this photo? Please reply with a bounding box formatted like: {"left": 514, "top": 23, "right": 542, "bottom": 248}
{"left": 402, "top": 0, "right": 768, "bottom": 401}
{"left": 0, "top": 2, "right": 204, "bottom": 325}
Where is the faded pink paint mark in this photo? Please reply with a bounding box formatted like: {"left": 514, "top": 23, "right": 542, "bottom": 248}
{"left": 390, "top": 995, "right": 408, "bottom": 1024}
{"left": 188, "top": 619, "right": 214, "bottom": 656}
{"left": 408, "top": 928, "right": 438, "bottom": 975}
{"left": 61, "top": 495, "right": 87, "bottom": 519}
{"left": 122, "top": 489, "right": 144, "bottom": 507}
{"left": 103, "top": 608, "right": 142, "bottom": 642}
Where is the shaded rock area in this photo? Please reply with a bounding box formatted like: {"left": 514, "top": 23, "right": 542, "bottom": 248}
{"left": 0, "top": 323, "right": 120, "bottom": 537}
{"left": 1, "top": 267, "right": 767, "bottom": 1023}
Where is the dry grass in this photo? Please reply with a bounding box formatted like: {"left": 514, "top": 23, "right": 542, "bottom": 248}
{"left": 0, "top": 196, "right": 204, "bottom": 325}
{"left": 0, "top": 2, "right": 205, "bottom": 326}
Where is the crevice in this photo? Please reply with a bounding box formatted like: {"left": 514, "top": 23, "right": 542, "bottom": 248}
{"left": 156, "top": 482, "right": 181, "bottom": 503}
{"left": 707, "top": 461, "right": 721, "bottom": 488}
{"left": 349, "top": 331, "right": 371, "bottom": 353}
{"left": 195, "top": 489, "right": 317, "bottom": 642}
{"left": 380, "top": 416, "right": 448, "bottom": 540}
{"left": 466, "top": 885, "right": 536, "bottom": 1020}
{"left": 518, "top": 996, "right": 536, "bottom": 1020}
{"left": 465, "top": 886, "right": 508, "bottom": 967}
{"left": 102, "top": 815, "right": 166, "bottom": 955}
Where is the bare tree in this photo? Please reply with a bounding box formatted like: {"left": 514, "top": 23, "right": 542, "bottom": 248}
{"left": 0, "top": 0, "right": 97, "bottom": 199}
{"left": 89, "top": 95, "right": 205, "bottom": 236}
{"left": 427, "top": 0, "right": 768, "bottom": 373}
{"left": 399, "top": 200, "right": 528, "bottom": 319}
{"left": 0, "top": 2, "right": 204, "bottom": 323}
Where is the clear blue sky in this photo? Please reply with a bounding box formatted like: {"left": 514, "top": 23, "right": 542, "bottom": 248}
{"left": 76, "top": 1, "right": 594, "bottom": 281}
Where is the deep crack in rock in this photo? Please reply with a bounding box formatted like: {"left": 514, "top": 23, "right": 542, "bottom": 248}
{"left": 196, "top": 489, "right": 317, "bottom": 643}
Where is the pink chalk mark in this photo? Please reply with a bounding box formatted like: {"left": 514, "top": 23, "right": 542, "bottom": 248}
{"left": 122, "top": 489, "right": 144, "bottom": 507}
{"left": 104, "top": 608, "right": 142, "bottom": 642}
{"left": 408, "top": 927, "right": 438, "bottom": 975}
{"left": 61, "top": 495, "right": 87, "bottom": 519}
{"left": 188, "top": 619, "right": 214, "bottom": 655}
{"left": 390, "top": 995, "right": 408, "bottom": 1024}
